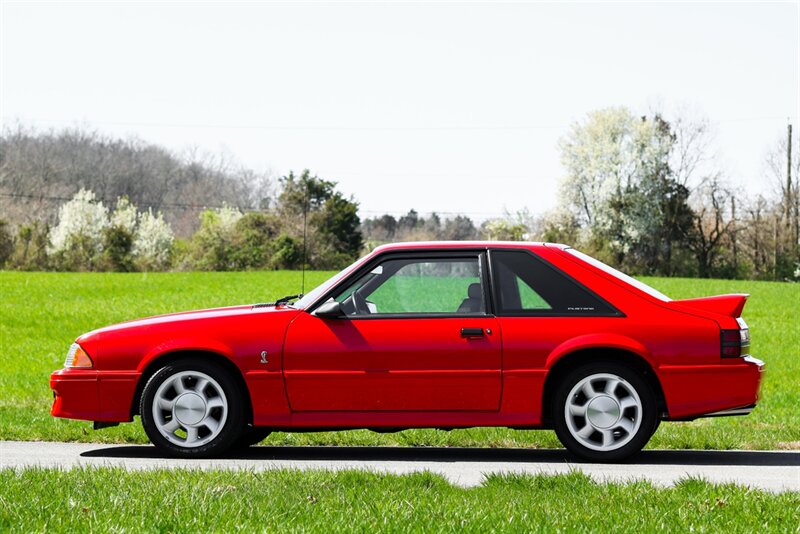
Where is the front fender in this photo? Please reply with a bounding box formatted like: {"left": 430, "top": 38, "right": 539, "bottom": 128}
{"left": 138, "top": 338, "right": 237, "bottom": 372}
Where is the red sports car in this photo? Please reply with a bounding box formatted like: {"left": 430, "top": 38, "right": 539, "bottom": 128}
{"left": 50, "top": 242, "right": 764, "bottom": 461}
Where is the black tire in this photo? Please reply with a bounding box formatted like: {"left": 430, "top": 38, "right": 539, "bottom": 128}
{"left": 233, "top": 426, "right": 272, "bottom": 449}
{"left": 140, "top": 359, "right": 244, "bottom": 458}
{"left": 553, "top": 362, "right": 657, "bottom": 462}
{"left": 649, "top": 418, "right": 662, "bottom": 439}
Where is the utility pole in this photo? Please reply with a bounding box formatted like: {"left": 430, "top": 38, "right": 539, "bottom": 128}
{"left": 787, "top": 123, "right": 793, "bottom": 226}
{"left": 789, "top": 123, "right": 799, "bottom": 253}
{"left": 778, "top": 122, "right": 794, "bottom": 277}
{"left": 774, "top": 215, "right": 780, "bottom": 280}
{"left": 731, "top": 196, "right": 738, "bottom": 276}
{"left": 754, "top": 203, "right": 763, "bottom": 276}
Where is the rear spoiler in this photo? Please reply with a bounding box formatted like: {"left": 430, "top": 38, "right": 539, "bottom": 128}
{"left": 671, "top": 294, "right": 749, "bottom": 318}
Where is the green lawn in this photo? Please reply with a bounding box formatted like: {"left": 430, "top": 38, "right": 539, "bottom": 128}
{"left": 0, "top": 468, "right": 797, "bottom": 532}
{"left": 0, "top": 271, "right": 798, "bottom": 449}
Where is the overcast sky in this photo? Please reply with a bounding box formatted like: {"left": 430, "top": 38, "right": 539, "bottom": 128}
{"left": 1, "top": 1, "right": 798, "bottom": 220}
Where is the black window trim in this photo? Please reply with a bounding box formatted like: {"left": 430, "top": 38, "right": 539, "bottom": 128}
{"left": 487, "top": 248, "right": 624, "bottom": 318}
{"left": 307, "top": 248, "right": 496, "bottom": 320}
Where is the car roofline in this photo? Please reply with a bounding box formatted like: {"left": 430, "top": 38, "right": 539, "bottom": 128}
{"left": 371, "top": 241, "right": 570, "bottom": 253}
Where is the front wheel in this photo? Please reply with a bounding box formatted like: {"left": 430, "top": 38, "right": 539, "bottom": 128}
{"left": 140, "top": 360, "right": 244, "bottom": 457}
{"left": 553, "top": 363, "right": 657, "bottom": 462}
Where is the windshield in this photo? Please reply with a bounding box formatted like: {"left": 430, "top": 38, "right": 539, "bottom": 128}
{"left": 293, "top": 254, "right": 371, "bottom": 309}
{"left": 564, "top": 248, "right": 671, "bottom": 302}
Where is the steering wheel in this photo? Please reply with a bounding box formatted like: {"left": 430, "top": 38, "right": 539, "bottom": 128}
{"left": 351, "top": 289, "right": 371, "bottom": 315}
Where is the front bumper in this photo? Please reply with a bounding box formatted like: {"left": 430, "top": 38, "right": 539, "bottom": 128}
{"left": 658, "top": 355, "right": 765, "bottom": 420}
{"left": 50, "top": 368, "right": 139, "bottom": 422}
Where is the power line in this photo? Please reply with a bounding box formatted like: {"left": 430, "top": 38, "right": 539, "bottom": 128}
{"left": 0, "top": 116, "right": 563, "bottom": 132}
{"left": 0, "top": 192, "right": 259, "bottom": 213}
{"left": 0, "top": 192, "right": 514, "bottom": 220}
{"left": 6, "top": 115, "right": 798, "bottom": 132}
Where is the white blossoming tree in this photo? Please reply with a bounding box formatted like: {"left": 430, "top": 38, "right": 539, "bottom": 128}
{"left": 49, "top": 189, "right": 109, "bottom": 270}
{"left": 556, "top": 108, "right": 694, "bottom": 273}
{"left": 48, "top": 190, "right": 176, "bottom": 271}
{"left": 134, "top": 209, "right": 175, "bottom": 270}
{"left": 110, "top": 197, "right": 138, "bottom": 234}
{"left": 216, "top": 205, "right": 244, "bottom": 232}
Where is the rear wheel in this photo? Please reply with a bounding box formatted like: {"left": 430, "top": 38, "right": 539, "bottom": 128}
{"left": 140, "top": 360, "right": 244, "bottom": 457}
{"left": 553, "top": 363, "right": 657, "bottom": 462}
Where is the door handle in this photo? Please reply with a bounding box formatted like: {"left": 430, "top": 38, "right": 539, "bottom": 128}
{"left": 461, "top": 327, "right": 484, "bottom": 338}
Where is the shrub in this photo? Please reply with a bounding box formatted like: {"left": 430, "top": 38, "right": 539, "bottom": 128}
{"left": 102, "top": 198, "right": 138, "bottom": 271}
{"left": 11, "top": 222, "right": 50, "bottom": 270}
{"left": 102, "top": 226, "right": 135, "bottom": 271}
{"left": 0, "top": 220, "right": 13, "bottom": 268}
{"left": 270, "top": 234, "right": 302, "bottom": 269}
{"left": 230, "top": 212, "right": 280, "bottom": 270}
{"left": 187, "top": 206, "right": 243, "bottom": 271}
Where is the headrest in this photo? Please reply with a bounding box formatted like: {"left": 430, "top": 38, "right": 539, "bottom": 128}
{"left": 468, "top": 283, "right": 482, "bottom": 299}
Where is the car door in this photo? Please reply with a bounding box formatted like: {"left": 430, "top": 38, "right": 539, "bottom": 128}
{"left": 282, "top": 251, "right": 502, "bottom": 412}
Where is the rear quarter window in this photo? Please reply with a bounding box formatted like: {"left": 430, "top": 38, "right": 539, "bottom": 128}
{"left": 491, "top": 250, "right": 619, "bottom": 316}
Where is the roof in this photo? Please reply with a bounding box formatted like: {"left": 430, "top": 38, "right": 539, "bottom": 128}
{"left": 371, "top": 241, "right": 570, "bottom": 253}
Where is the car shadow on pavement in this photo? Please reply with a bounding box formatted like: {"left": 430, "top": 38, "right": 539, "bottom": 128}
{"left": 80, "top": 446, "right": 800, "bottom": 466}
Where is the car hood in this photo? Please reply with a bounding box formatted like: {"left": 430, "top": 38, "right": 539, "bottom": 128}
{"left": 76, "top": 304, "right": 297, "bottom": 343}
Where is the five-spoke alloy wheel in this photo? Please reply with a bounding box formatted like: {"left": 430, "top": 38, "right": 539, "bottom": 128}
{"left": 141, "top": 359, "right": 244, "bottom": 457}
{"left": 554, "top": 363, "right": 657, "bottom": 462}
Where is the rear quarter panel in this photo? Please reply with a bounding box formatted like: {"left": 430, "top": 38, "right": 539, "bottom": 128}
{"left": 501, "top": 246, "right": 725, "bottom": 422}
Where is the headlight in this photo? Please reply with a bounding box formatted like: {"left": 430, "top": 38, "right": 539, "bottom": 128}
{"left": 64, "top": 343, "right": 94, "bottom": 368}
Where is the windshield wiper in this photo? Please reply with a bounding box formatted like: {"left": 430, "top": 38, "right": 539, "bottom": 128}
{"left": 252, "top": 294, "right": 304, "bottom": 309}
{"left": 275, "top": 293, "right": 303, "bottom": 306}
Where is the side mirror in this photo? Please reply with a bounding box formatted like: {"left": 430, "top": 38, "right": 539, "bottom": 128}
{"left": 315, "top": 300, "right": 345, "bottom": 319}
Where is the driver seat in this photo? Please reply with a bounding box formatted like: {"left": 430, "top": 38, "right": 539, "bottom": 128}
{"left": 457, "top": 283, "right": 483, "bottom": 314}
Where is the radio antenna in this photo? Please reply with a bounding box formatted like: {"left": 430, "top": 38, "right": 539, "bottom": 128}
{"left": 301, "top": 178, "right": 308, "bottom": 295}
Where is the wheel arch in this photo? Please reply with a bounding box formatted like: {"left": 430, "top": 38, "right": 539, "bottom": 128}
{"left": 540, "top": 347, "right": 667, "bottom": 428}
{"left": 130, "top": 350, "right": 254, "bottom": 425}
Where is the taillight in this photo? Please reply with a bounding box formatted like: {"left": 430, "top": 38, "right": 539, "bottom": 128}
{"left": 721, "top": 318, "right": 750, "bottom": 358}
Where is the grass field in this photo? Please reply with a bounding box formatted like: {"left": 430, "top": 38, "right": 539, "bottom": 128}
{"left": 1, "top": 270, "right": 798, "bottom": 450}
{"left": 0, "top": 468, "right": 797, "bottom": 532}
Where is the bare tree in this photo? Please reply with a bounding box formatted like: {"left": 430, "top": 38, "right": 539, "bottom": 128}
{"left": 688, "top": 177, "right": 734, "bottom": 278}
{"left": 670, "top": 112, "right": 715, "bottom": 189}
{"left": 0, "top": 124, "right": 275, "bottom": 237}
{"left": 764, "top": 128, "right": 800, "bottom": 264}
{"left": 742, "top": 196, "right": 770, "bottom": 277}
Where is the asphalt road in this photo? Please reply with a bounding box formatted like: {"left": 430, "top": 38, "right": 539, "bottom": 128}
{"left": 1, "top": 441, "right": 799, "bottom": 492}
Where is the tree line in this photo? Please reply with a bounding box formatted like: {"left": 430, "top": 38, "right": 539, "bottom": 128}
{"left": 361, "top": 109, "right": 799, "bottom": 281}
{"left": 1, "top": 113, "right": 798, "bottom": 280}
{"left": 0, "top": 164, "right": 362, "bottom": 271}
{"left": 537, "top": 108, "right": 799, "bottom": 280}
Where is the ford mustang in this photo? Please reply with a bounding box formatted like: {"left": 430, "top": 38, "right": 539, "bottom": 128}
{"left": 50, "top": 242, "right": 764, "bottom": 461}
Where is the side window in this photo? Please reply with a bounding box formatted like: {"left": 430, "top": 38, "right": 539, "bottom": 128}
{"left": 333, "top": 256, "right": 485, "bottom": 316}
{"left": 491, "top": 250, "right": 616, "bottom": 316}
